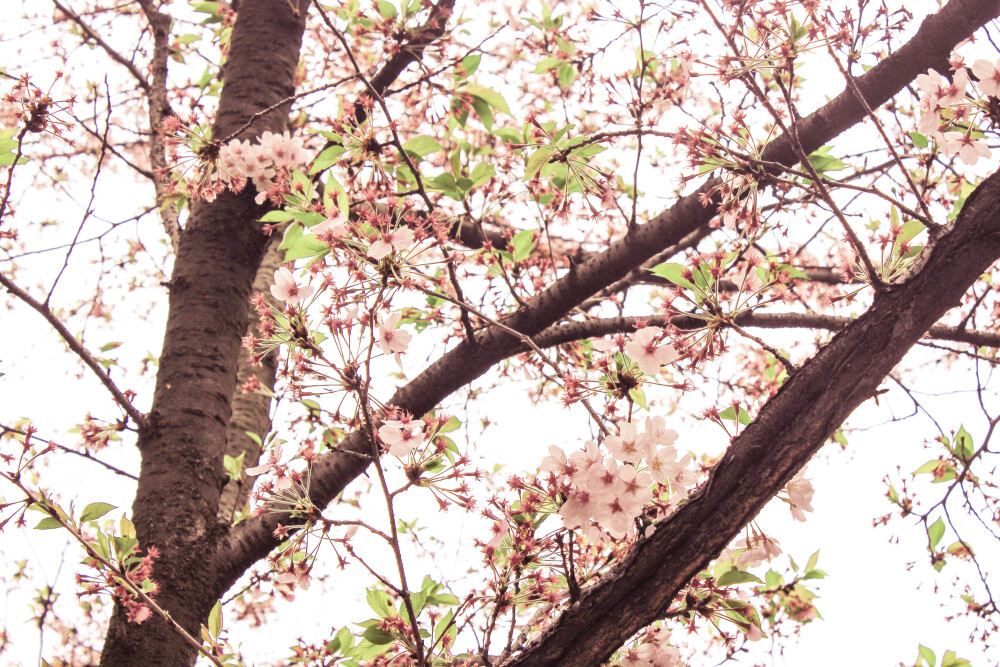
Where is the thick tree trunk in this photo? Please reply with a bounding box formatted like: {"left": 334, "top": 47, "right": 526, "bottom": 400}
{"left": 99, "top": 1, "right": 309, "bottom": 664}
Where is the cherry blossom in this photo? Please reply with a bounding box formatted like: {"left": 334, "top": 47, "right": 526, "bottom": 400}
{"left": 378, "top": 421, "right": 424, "bottom": 457}
{"left": 915, "top": 68, "right": 969, "bottom": 109}
{"left": 735, "top": 535, "right": 782, "bottom": 568}
{"left": 603, "top": 421, "right": 651, "bottom": 463}
{"left": 784, "top": 467, "right": 815, "bottom": 522}
{"left": 624, "top": 326, "right": 678, "bottom": 375}
{"left": 246, "top": 444, "right": 293, "bottom": 491}
{"left": 311, "top": 213, "right": 350, "bottom": 237}
{"left": 270, "top": 266, "right": 315, "bottom": 304}
{"left": 377, "top": 312, "right": 412, "bottom": 363}
{"left": 486, "top": 519, "right": 512, "bottom": 548}
{"left": 369, "top": 227, "right": 415, "bottom": 260}
{"left": 943, "top": 131, "right": 991, "bottom": 166}
{"left": 972, "top": 58, "right": 1000, "bottom": 97}
{"left": 246, "top": 443, "right": 283, "bottom": 476}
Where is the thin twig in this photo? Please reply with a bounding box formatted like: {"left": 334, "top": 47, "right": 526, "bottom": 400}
{"left": 0, "top": 273, "right": 147, "bottom": 429}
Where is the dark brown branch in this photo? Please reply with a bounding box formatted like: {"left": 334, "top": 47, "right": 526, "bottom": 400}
{"left": 500, "top": 168, "right": 1000, "bottom": 667}
{"left": 215, "top": 0, "right": 1000, "bottom": 595}
{"left": 528, "top": 312, "right": 1000, "bottom": 350}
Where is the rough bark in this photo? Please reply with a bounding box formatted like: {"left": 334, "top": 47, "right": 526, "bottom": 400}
{"left": 217, "top": 0, "right": 1000, "bottom": 587}
{"left": 501, "top": 167, "right": 1000, "bottom": 666}
{"left": 216, "top": 237, "right": 283, "bottom": 526}
{"left": 99, "top": 0, "right": 310, "bottom": 664}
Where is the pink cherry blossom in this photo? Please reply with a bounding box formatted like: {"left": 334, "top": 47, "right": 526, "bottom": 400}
{"left": 643, "top": 416, "right": 678, "bottom": 446}
{"left": 369, "top": 227, "right": 415, "bottom": 260}
{"left": 378, "top": 421, "right": 424, "bottom": 457}
{"left": 943, "top": 131, "right": 991, "bottom": 165}
{"left": 625, "top": 326, "right": 678, "bottom": 375}
{"left": 915, "top": 68, "right": 968, "bottom": 109}
{"left": 246, "top": 443, "right": 283, "bottom": 476}
{"left": 311, "top": 213, "right": 349, "bottom": 237}
{"left": 603, "top": 421, "right": 650, "bottom": 463}
{"left": 973, "top": 58, "right": 1000, "bottom": 97}
{"left": 377, "top": 312, "right": 412, "bottom": 363}
{"left": 270, "top": 266, "right": 315, "bottom": 304}
{"left": 643, "top": 444, "right": 684, "bottom": 486}
{"left": 486, "top": 519, "right": 511, "bottom": 548}
{"left": 258, "top": 130, "right": 309, "bottom": 169}
{"left": 559, "top": 487, "right": 597, "bottom": 530}
{"left": 785, "top": 467, "right": 815, "bottom": 521}
{"left": 540, "top": 445, "right": 578, "bottom": 479}
{"left": 735, "top": 535, "right": 782, "bottom": 568}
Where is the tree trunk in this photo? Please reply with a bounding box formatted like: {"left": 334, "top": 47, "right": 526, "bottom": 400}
{"left": 100, "top": 1, "right": 308, "bottom": 663}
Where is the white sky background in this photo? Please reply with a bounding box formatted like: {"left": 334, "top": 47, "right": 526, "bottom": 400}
{"left": 3, "top": 0, "right": 1000, "bottom": 665}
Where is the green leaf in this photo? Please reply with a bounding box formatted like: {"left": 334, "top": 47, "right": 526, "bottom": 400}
{"left": 910, "top": 131, "right": 929, "bottom": 148}
{"left": 80, "top": 502, "right": 117, "bottom": 523}
{"left": 897, "top": 219, "right": 926, "bottom": 247}
{"left": 99, "top": 341, "right": 123, "bottom": 352}
{"left": 628, "top": 387, "right": 648, "bottom": 409}
{"left": 439, "top": 416, "right": 461, "bottom": 434}
{"left": 460, "top": 53, "right": 481, "bottom": 76}
{"left": 941, "top": 649, "right": 971, "bottom": 667}
{"left": 523, "top": 145, "right": 555, "bottom": 179}
{"left": 512, "top": 229, "right": 535, "bottom": 263}
{"left": 223, "top": 452, "right": 246, "bottom": 481}
{"left": 927, "top": 517, "right": 945, "bottom": 550}
{"left": 376, "top": 0, "right": 397, "bottom": 18}
{"left": 192, "top": 2, "right": 219, "bottom": 14}
{"left": 34, "top": 517, "right": 64, "bottom": 530}
{"left": 434, "top": 609, "right": 455, "bottom": 642}
{"left": 208, "top": 601, "right": 222, "bottom": 639}
{"left": 954, "top": 425, "right": 975, "bottom": 461}
{"left": 309, "top": 144, "right": 346, "bottom": 174}
{"left": 534, "top": 56, "right": 564, "bottom": 73}
{"left": 717, "top": 569, "right": 763, "bottom": 586}
{"left": 471, "top": 96, "right": 494, "bottom": 131}
{"left": 402, "top": 135, "right": 443, "bottom": 157}
{"left": 366, "top": 588, "right": 395, "bottom": 619}
{"left": 807, "top": 146, "right": 848, "bottom": 173}
{"left": 361, "top": 626, "right": 395, "bottom": 646}
{"left": 805, "top": 550, "right": 820, "bottom": 573}
{"left": 557, "top": 63, "right": 576, "bottom": 88}
{"left": 649, "top": 262, "right": 696, "bottom": 290}
{"left": 470, "top": 162, "right": 495, "bottom": 188}
{"left": 719, "top": 406, "right": 752, "bottom": 426}
{"left": 464, "top": 83, "right": 511, "bottom": 115}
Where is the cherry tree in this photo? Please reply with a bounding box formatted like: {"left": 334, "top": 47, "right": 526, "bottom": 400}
{"left": 3, "top": 0, "right": 1000, "bottom": 665}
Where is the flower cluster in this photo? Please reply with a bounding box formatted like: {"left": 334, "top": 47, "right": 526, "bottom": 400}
{"left": 618, "top": 626, "right": 686, "bottom": 667}
{"left": 378, "top": 413, "right": 425, "bottom": 457}
{"left": 914, "top": 61, "right": 999, "bottom": 165}
{"left": 541, "top": 416, "right": 691, "bottom": 541}
{"left": 161, "top": 118, "right": 311, "bottom": 202}
{"left": 594, "top": 326, "right": 679, "bottom": 376}
{"left": 218, "top": 130, "right": 310, "bottom": 203}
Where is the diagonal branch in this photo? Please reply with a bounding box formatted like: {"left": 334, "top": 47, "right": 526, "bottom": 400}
{"left": 0, "top": 272, "right": 147, "bottom": 428}
{"left": 499, "top": 168, "right": 1000, "bottom": 667}
{"left": 214, "top": 0, "right": 1000, "bottom": 590}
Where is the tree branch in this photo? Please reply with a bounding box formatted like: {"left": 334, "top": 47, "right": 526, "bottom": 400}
{"left": 500, "top": 168, "right": 1000, "bottom": 667}
{"left": 528, "top": 311, "right": 1000, "bottom": 351}
{"left": 215, "top": 0, "right": 1000, "bottom": 590}
{"left": 0, "top": 272, "right": 147, "bottom": 429}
